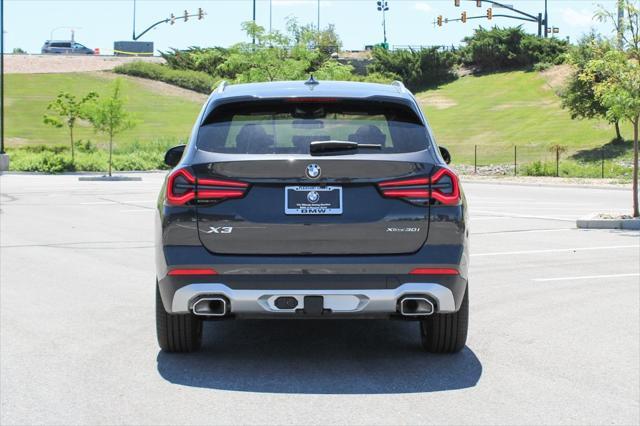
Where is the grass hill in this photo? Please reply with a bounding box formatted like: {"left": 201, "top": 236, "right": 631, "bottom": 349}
{"left": 417, "top": 68, "right": 632, "bottom": 165}
{"left": 4, "top": 68, "right": 634, "bottom": 176}
{"left": 4, "top": 72, "right": 203, "bottom": 171}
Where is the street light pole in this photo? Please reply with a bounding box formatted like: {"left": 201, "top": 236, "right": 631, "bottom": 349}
{"left": 317, "top": 0, "right": 320, "bottom": 31}
{"left": 377, "top": 1, "right": 389, "bottom": 46}
{"left": 132, "top": 0, "right": 137, "bottom": 40}
{"left": 269, "top": 0, "right": 272, "bottom": 33}
{"left": 544, "top": 0, "right": 548, "bottom": 38}
{"left": 1, "top": 0, "right": 5, "bottom": 156}
{"left": 252, "top": 0, "right": 256, "bottom": 45}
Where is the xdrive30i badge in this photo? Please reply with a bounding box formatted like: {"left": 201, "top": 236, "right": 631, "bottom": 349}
{"left": 306, "top": 164, "right": 321, "bottom": 179}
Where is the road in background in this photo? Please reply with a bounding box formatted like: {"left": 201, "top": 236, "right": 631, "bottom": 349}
{"left": 1, "top": 173, "right": 638, "bottom": 425}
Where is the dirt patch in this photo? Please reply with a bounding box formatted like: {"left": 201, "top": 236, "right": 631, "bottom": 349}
{"left": 4, "top": 54, "right": 165, "bottom": 74}
{"left": 540, "top": 64, "right": 573, "bottom": 92}
{"left": 416, "top": 93, "right": 457, "bottom": 109}
{"left": 91, "top": 72, "right": 209, "bottom": 103}
{"left": 491, "top": 100, "right": 556, "bottom": 111}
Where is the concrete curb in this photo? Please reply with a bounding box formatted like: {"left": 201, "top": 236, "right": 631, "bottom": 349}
{"left": 78, "top": 176, "right": 143, "bottom": 182}
{"left": 576, "top": 214, "right": 640, "bottom": 230}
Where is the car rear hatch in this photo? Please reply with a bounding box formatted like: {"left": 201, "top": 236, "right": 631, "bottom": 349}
{"left": 187, "top": 97, "right": 445, "bottom": 255}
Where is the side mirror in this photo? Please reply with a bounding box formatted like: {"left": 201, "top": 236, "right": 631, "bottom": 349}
{"left": 164, "top": 145, "right": 186, "bottom": 168}
{"left": 439, "top": 146, "right": 451, "bottom": 165}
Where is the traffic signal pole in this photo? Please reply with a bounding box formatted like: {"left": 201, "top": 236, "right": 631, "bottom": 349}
{"left": 442, "top": 0, "right": 547, "bottom": 37}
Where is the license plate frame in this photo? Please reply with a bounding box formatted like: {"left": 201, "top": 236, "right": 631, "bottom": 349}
{"left": 284, "top": 186, "right": 343, "bottom": 215}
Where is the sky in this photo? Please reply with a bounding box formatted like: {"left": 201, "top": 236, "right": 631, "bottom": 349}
{"left": 2, "top": 0, "right": 621, "bottom": 53}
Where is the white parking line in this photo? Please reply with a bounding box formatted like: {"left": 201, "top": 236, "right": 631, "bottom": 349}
{"left": 472, "top": 245, "right": 640, "bottom": 257}
{"left": 473, "top": 210, "right": 577, "bottom": 221}
{"left": 533, "top": 273, "right": 640, "bottom": 282}
{"left": 79, "top": 201, "right": 117, "bottom": 205}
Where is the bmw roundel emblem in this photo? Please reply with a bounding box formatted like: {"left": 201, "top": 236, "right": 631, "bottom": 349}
{"left": 307, "top": 191, "right": 320, "bottom": 203}
{"left": 306, "top": 164, "right": 321, "bottom": 179}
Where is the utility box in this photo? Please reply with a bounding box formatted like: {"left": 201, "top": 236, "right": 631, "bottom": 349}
{"left": 113, "top": 41, "right": 154, "bottom": 56}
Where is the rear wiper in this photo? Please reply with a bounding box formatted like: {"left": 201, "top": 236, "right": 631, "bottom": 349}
{"left": 309, "top": 140, "right": 382, "bottom": 156}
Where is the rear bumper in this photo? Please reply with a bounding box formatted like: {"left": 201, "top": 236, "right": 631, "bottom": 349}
{"left": 161, "top": 280, "right": 466, "bottom": 318}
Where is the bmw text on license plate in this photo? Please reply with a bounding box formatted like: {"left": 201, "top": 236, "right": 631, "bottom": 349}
{"left": 285, "top": 186, "right": 343, "bottom": 215}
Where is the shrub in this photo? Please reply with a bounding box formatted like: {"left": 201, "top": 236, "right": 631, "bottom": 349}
{"left": 114, "top": 62, "right": 216, "bottom": 94}
{"left": 460, "top": 26, "right": 568, "bottom": 71}
{"left": 368, "top": 47, "right": 458, "bottom": 91}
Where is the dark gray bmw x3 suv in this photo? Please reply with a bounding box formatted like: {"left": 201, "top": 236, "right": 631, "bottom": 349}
{"left": 156, "top": 79, "right": 469, "bottom": 353}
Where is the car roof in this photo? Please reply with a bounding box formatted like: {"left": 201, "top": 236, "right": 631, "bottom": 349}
{"left": 212, "top": 80, "right": 413, "bottom": 102}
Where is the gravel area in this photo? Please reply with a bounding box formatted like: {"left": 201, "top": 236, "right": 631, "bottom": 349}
{"left": 4, "top": 54, "right": 164, "bottom": 74}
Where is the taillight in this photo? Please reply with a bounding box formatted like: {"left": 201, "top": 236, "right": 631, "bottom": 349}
{"left": 198, "top": 177, "right": 249, "bottom": 201}
{"left": 167, "top": 168, "right": 196, "bottom": 205}
{"left": 377, "top": 168, "right": 460, "bottom": 205}
{"left": 166, "top": 168, "right": 249, "bottom": 206}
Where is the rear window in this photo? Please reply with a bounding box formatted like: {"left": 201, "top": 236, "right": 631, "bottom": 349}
{"left": 196, "top": 100, "right": 430, "bottom": 154}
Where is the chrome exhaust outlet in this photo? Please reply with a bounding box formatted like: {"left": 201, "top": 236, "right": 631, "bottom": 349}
{"left": 399, "top": 296, "right": 435, "bottom": 316}
{"left": 192, "top": 297, "right": 228, "bottom": 317}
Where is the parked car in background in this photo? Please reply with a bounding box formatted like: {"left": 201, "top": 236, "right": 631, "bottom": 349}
{"left": 41, "top": 40, "right": 94, "bottom": 55}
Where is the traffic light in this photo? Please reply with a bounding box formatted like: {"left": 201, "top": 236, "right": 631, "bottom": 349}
{"left": 476, "top": 0, "right": 482, "bottom": 7}
{"left": 487, "top": 7, "right": 493, "bottom": 20}
{"left": 184, "top": 10, "right": 189, "bottom": 22}
{"left": 198, "top": 8, "right": 204, "bottom": 20}
{"left": 170, "top": 13, "right": 176, "bottom": 25}
{"left": 437, "top": 15, "right": 443, "bottom": 26}
{"left": 454, "top": 0, "right": 460, "bottom": 7}
{"left": 461, "top": 11, "right": 467, "bottom": 23}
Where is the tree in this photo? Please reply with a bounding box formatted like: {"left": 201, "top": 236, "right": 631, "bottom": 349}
{"left": 87, "top": 79, "right": 136, "bottom": 177}
{"left": 583, "top": 50, "right": 640, "bottom": 216}
{"left": 561, "top": 34, "right": 622, "bottom": 140}
{"left": 43, "top": 91, "right": 98, "bottom": 163}
{"left": 595, "top": 0, "right": 639, "bottom": 59}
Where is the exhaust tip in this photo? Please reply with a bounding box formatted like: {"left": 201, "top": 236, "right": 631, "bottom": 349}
{"left": 399, "top": 296, "right": 434, "bottom": 316}
{"left": 192, "top": 297, "right": 227, "bottom": 317}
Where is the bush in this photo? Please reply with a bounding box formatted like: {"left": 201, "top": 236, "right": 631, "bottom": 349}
{"left": 368, "top": 47, "right": 458, "bottom": 91}
{"left": 160, "top": 46, "right": 229, "bottom": 75}
{"left": 460, "top": 26, "right": 568, "bottom": 71}
{"left": 114, "top": 62, "right": 216, "bottom": 94}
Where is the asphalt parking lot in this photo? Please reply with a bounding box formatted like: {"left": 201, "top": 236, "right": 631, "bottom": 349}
{"left": 1, "top": 173, "right": 638, "bottom": 425}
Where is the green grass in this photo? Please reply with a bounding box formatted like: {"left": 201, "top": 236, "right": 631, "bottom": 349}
{"left": 417, "top": 70, "right": 634, "bottom": 166}
{"left": 4, "top": 69, "right": 635, "bottom": 176}
{"left": 4, "top": 72, "right": 202, "bottom": 171}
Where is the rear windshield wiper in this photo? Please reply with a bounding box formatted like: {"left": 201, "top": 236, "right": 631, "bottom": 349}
{"left": 309, "top": 140, "right": 382, "bottom": 156}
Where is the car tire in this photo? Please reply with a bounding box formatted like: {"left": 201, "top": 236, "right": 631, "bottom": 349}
{"left": 156, "top": 283, "right": 203, "bottom": 352}
{"left": 420, "top": 287, "right": 468, "bottom": 354}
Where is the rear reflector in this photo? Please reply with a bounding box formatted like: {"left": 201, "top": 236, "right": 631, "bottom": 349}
{"left": 168, "top": 268, "right": 218, "bottom": 276}
{"left": 409, "top": 268, "right": 459, "bottom": 275}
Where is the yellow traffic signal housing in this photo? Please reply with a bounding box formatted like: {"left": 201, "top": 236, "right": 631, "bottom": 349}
{"left": 454, "top": 0, "right": 461, "bottom": 7}
{"left": 461, "top": 11, "right": 467, "bottom": 23}
{"left": 487, "top": 7, "right": 493, "bottom": 20}
{"left": 437, "top": 15, "right": 443, "bottom": 27}
{"left": 476, "top": 0, "right": 482, "bottom": 7}
{"left": 184, "top": 10, "right": 189, "bottom": 22}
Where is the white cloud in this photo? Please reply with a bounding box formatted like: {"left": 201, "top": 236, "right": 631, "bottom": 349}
{"left": 560, "top": 7, "right": 595, "bottom": 28}
{"left": 414, "top": 2, "right": 433, "bottom": 13}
